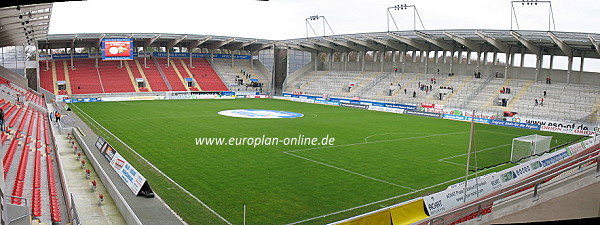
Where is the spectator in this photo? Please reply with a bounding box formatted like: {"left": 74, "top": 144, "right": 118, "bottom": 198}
{"left": 413, "top": 91, "right": 416, "bottom": 98}
{"left": 543, "top": 90, "right": 547, "bottom": 97}
{"left": 535, "top": 99, "right": 538, "bottom": 106}
{"left": 540, "top": 98, "right": 544, "bottom": 106}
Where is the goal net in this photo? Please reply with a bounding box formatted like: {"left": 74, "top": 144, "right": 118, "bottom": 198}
{"left": 510, "top": 134, "right": 552, "bottom": 163}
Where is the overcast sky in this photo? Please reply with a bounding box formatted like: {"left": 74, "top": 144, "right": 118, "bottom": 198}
{"left": 49, "top": 0, "right": 600, "bottom": 71}
{"left": 50, "top": 0, "right": 600, "bottom": 39}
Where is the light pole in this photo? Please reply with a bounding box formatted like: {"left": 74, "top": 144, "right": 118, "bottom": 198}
{"left": 510, "top": 0, "right": 556, "bottom": 31}
{"left": 387, "top": 4, "right": 425, "bottom": 32}
{"left": 305, "top": 15, "right": 335, "bottom": 38}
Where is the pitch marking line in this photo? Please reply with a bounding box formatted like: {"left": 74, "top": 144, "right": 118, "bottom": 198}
{"left": 286, "top": 130, "right": 470, "bottom": 153}
{"left": 283, "top": 152, "right": 416, "bottom": 191}
{"left": 438, "top": 143, "right": 512, "bottom": 161}
{"left": 363, "top": 131, "right": 435, "bottom": 143}
{"left": 286, "top": 166, "right": 500, "bottom": 225}
{"left": 437, "top": 143, "right": 511, "bottom": 168}
{"left": 71, "top": 104, "right": 233, "bottom": 225}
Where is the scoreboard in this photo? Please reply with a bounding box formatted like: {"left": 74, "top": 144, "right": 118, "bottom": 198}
{"left": 102, "top": 38, "right": 134, "bottom": 60}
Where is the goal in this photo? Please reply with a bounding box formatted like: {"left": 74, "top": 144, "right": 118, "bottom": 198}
{"left": 510, "top": 134, "right": 552, "bottom": 163}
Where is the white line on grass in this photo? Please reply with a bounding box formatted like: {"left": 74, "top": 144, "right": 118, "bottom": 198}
{"left": 286, "top": 165, "right": 501, "bottom": 225}
{"left": 438, "top": 143, "right": 512, "bottom": 161}
{"left": 286, "top": 130, "right": 470, "bottom": 153}
{"left": 363, "top": 131, "right": 435, "bottom": 143}
{"left": 71, "top": 104, "right": 233, "bottom": 225}
{"left": 476, "top": 129, "right": 523, "bottom": 137}
{"left": 283, "top": 152, "right": 416, "bottom": 191}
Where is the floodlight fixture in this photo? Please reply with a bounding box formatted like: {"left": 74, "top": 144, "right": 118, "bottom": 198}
{"left": 387, "top": 4, "right": 425, "bottom": 32}
{"left": 305, "top": 15, "right": 335, "bottom": 38}
{"left": 511, "top": 0, "right": 555, "bottom": 31}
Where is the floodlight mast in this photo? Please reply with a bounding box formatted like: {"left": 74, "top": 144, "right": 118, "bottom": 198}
{"left": 510, "top": 0, "right": 556, "bottom": 31}
{"left": 305, "top": 15, "right": 335, "bottom": 38}
{"left": 387, "top": 4, "right": 425, "bottom": 32}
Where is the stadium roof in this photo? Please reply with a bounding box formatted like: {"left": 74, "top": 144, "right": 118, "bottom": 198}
{"left": 39, "top": 33, "right": 276, "bottom": 53}
{"left": 40, "top": 29, "right": 600, "bottom": 59}
{"left": 0, "top": 4, "right": 52, "bottom": 48}
{"left": 280, "top": 29, "right": 600, "bottom": 59}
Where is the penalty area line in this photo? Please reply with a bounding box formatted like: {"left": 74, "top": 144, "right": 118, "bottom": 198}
{"left": 283, "top": 152, "right": 416, "bottom": 191}
{"left": 71, "top": 104, "right": 233, "bottom": 225}
{"left": 286, "top": 130, "right": 470, "bottom": 153}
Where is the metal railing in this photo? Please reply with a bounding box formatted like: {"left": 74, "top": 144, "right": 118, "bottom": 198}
{"left": 414, "top": 143, "right": 600, "bottom": 225}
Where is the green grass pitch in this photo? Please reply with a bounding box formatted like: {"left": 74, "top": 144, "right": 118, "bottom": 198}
{"left": 69, "top": 98, "right": 582, "bottom": 225}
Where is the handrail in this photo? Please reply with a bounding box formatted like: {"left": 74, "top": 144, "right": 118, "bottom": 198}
{"left": 414, "top": 143, "right": 600, "bottom": 225}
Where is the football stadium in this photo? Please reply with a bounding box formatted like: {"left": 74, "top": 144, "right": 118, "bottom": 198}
{"left": 0, "top": 1, "right": 599, "bottom": 225}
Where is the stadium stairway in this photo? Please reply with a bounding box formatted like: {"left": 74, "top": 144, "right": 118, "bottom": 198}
{"left": 155, "top": 58, "right": 189, "bottom": 92}
{"left": 504, "top": 80, "right": 535, "bottom": 111}
{"left": 45, "top": 103, "right": 127, "bottom": 225}
{"left": 122, "top": 60, "right": 142, "bottom": 92}
{"left": 170, "top": 59, "right": 200, "bottom": 91}
{"left": 138, "top": 59, "right": 171, "bottom": 92}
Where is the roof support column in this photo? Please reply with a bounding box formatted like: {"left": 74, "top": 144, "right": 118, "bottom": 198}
{"left": 167, "top": 48, "right": 171, "bottom": 67}
{"left": 96, "top": 47, "right": 100, "bottom": 68}
{"left": 400, "top": 50, "right": 406, "bottom": 74}
{"left": 458, "top": 50, "right": 463, "bottom": 65}
{"left": 442, "top": 51, "right": 447, "bottom": 64}
{"left": 424, "top": 50, "right": 429, "bottom": 74}
{"left": 313, "top": 51, "right": 318, "bottom": 71}
{"left": 412, "top": 51, "right": 417, "bottom": 63}
{"left": 483, "top": 52, "right": 488, "bottom": 66}
{"left": 250, "top": 51, "right": 256, "bottom": 69}
{"left": 466, "top": 51, "right": 471, "bottom": 65}
{"left": 449, "top": 50, "right": 454, "bottom": 74}
{"left": 580, "top": 51, "right": 585, "bottom": 75}
{"left": 361, "top": 51, "right": 366, "bottom": 72}
{"left": 434, "top": 51, "right": 439, "bottom": 64}
{"left": 343, "top": 52, "right": 348, "bottom": 72}
{"left": 392, "top": 51, "right": 397, "bottom": 68}
{"left": 329, "top": 51, "right": 333, "bottom": 71}
{"left": 535, "top": 53, "right": 542, "bottom": 82}
{"left": 231, "top": 50, "right": 235, "bottom": 68}
{"left": 508, "top": 52, "right": 515, "bottom": 80}
{"left": 567, "top": 55, "right": 573, "bottom": 84}
{"left": 45, "top": 46, "right": 49, "bottom": 71}
{"left": 380, "top": 51, "right": 385, "bottom": 72}
{"left": 189, "top": 47, "right": 194, "bottom": 68}
{"left": 504, "top": 52, "right": 511, "bottom": 80}
{"left": 492, "top": 52, "right": 497, "bottom": 66}
{"left": 476, "top": 51, "right": 480, "bottom": 73}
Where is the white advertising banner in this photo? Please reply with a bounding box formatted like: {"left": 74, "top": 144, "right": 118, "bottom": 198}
{"left": 367, "top": 106, "right": 405, "bottom": 114}
{"left": 424, "top": 172, "right": 503, "bottom": 216}
{"left": 425, "top": 144, "right": 578, "bottom": 216}
{"left": 110, "top": 152, "right": 147, "bottom": 195}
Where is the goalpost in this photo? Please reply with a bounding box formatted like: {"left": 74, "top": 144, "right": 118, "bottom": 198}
{"left": 510, "top": 134, "right": 552, "bottom": 163}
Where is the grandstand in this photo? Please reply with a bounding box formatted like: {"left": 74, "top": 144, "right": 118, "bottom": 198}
{"left": 0, "top": 1, "right": 599, "bottom": 225}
